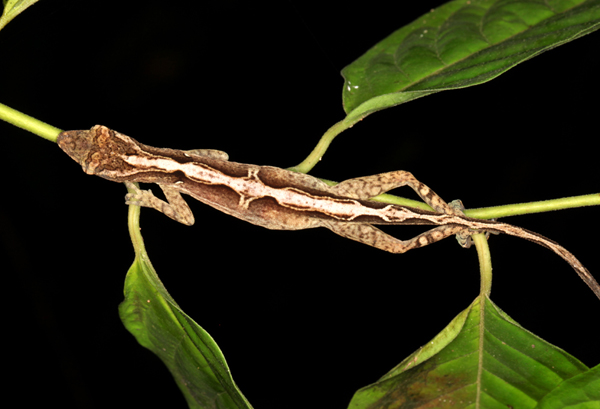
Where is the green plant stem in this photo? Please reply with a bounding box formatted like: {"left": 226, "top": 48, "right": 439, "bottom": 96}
{"left": 289, "top": 109, "right": 375, "bottom": 173}
{"left": 127, "top": 182, "right": 146, "bottom": 258}
{"left": 321, "top": 174, "right": 599, "bottom": 220}
{"left": 376, "top": 192, "right": 600, "bottom": 220}
{"left": 125, "top": 182, "right": 178, "bottom": 302}
{"left": 288, "top": 119, "right": 350, "bottom": 173}
{"left": 0, "top": 102, "right": 62, "bottom": 141}
{"left": 290, "top": 117, "right": 599, "bottom": 221}
{"left": 472, "top": 233, "right": 493, "bottom": 297}
{"left": 465, "top": 194, "right": 600, "bottom": 219}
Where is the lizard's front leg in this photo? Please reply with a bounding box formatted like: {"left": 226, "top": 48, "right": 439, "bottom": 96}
{"left": 124, "top": 182, "right": 195, "bottom": 225}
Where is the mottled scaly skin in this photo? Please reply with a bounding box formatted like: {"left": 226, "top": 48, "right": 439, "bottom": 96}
{"left": 58, "top": 125, "right": 600, "bottom": 300}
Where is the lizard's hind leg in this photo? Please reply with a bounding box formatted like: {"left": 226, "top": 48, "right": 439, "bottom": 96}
{"left": 328, "top": 170, "right": 458, "bottom": 215}
{"left": 325, "top": 222, "right": 467, "bottom": 254}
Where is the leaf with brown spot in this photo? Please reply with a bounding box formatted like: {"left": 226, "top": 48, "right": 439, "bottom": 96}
{"left": 348, "top": 297, "right": 590, "bottom": 409}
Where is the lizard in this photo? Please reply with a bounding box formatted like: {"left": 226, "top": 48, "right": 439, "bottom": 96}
{"left": 57, "top": 125, "right": 600, "bottom": 300}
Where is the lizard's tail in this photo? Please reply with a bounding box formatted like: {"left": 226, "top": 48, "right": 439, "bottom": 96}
{"left": 491, "top": 222, "right": 600, "bottom": 301}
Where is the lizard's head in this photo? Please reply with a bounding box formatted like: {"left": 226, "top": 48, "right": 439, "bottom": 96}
{"left": 57, "top": 125, "right": 135, "bottom": 176}
{"left": 57, "top": 129, "right": 94, "bottom": 168}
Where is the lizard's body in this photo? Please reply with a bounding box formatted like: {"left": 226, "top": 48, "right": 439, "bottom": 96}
{"left": 57, "top": 125, "right": 600, "bottom": 299}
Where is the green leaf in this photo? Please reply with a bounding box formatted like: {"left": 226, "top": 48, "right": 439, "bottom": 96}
{"left": 0, "top": 0, "right": 40, "bottom": 31}
{"left": 348, "top": 297, "right": 590, "bottom": 409}
{"left": 535, "top": 364, "right": 600, "bottom": 409}
{"left": 118, "top": 199, "right": 252, "bottom": 409}
{"left": 341, "top": 0, "right": 600, "bottom": 119}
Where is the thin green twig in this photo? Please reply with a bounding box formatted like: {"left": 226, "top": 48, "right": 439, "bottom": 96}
{"left": 0, "top": 102, "right": 62, "bottom": 141}
{"left": 288, "top": 110, "right": 599, "bottom": 221}
{"left": 319, "top": 174, "right": 599, "bottom": 221}
{"left": 465, "top": 194, "right": 600, "bottom": 219}
{"left": 288, "top": 119, "right": 350, "bottom": 173}
{"left": 127, "top": 182, "right": 146, "bottom": 259}
{"left": 472, "top": 233, "right": 493, "bottom": 297}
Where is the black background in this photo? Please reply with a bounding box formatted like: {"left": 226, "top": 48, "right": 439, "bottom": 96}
{"left": 1, "top": 1, "right": 599, "bottom": 408}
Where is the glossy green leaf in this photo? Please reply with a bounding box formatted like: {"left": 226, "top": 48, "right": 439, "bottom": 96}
{"left": 535, "top": 364, "right": 600, "bottom": 409}
{"left": 0, "top": 0, "right": 40, "bottom": 31}
{"left": 341, "top": 0, "right": 600, "bottom": 120}
{"left": 348, "top": 297, "right": 590, "bottom": 409}
{"left": 119, "top": 201, "right": 252, "bottom": 409}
